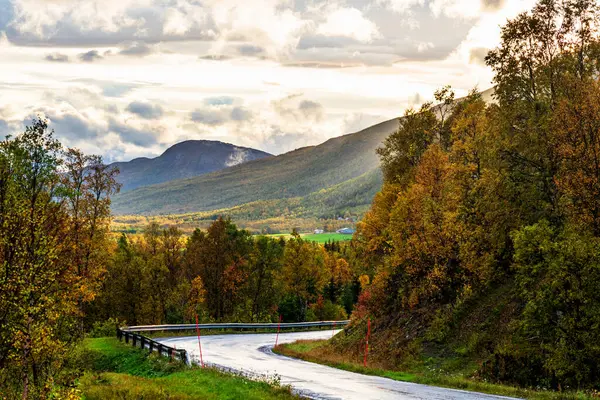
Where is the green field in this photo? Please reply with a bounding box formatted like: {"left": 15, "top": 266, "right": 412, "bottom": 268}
{"left": 302, "top": 233, "right": 353, "bottom": 243}
{"left": 259, "top": 232, "right": 352, "bottom": 243}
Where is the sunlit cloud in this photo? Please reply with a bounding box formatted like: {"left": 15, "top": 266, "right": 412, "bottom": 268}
{"left": 0, "top": 0, "right": 535, "bottom": 162}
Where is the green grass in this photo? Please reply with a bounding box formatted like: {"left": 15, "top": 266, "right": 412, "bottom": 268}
{"left": 257, "top": 232, "right": 352, "bottom": 243}
{"left": 78, "top": 338, "right": 296, "bottom": 399}
{"left": 275, "top": 340, "right": 594, "bottom": 400}
{"left": 302, "top": 233, "right": 352, "bottom": 243}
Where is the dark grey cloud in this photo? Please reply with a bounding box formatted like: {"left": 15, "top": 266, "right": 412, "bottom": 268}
{"left": 45, "top": 53, "right": 70, "bottom": 62}
{"left": 198, "top": 54, "right": 233, "bottom": 61}
{"left": 191, "top": 104, "right": 252, "bottom": 125}
{"left": 231, "top": 107, "right": 252, "bottom": 121}
{"left": 78, "top": 50, "right": 103, "bottom": 62}
{"left": 299, "top": 100, "right": 323, "bottom": 121}
{"left": 237, "top": 44, "right": 264, "bottom": 56}
{"left": 119, "top": 41, "right": 154, "bottom": 57}
{"left": 126, "top": 101, "right": 164, "bottom": 119}
{"left": 190, "top": 109, "right": 228, "bottom": 125}
{"left": 108, "top": 119, "right": 160, "bottom": 147}
{"left": 43, "top": 112, "right": 102, "bottom": 141}
{"left": 0, "top": 119, "right": 10, "bottom": 138}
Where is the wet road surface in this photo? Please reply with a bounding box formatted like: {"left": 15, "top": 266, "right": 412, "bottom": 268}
{"left": 159, "top": 331, "right": 517, "bottom": 400}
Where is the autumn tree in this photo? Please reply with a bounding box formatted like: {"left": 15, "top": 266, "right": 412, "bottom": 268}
{"left": 0, "top": 119, "right": 118, "bottom": 398}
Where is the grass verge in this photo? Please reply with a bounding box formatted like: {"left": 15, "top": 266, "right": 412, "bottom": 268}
{"left": 274, "top": 340, "right": 594, "bottom": 400}
{"left": 77, "top": 337, "right": 296, "bottom": 399}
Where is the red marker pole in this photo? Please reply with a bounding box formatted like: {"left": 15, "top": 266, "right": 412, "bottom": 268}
{"left": 363, "top": 318, "right": 371, "bottom": 367}
{"left": 195, "top": 314, "right": 204, "bottom": 368}
{"left": 275, "top": 315, "right": 282, "bottom": 347}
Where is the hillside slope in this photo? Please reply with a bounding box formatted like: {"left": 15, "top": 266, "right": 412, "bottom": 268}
{"left": 110, "top": 140, "right": 272, "bottom": 192}
{"left": 111, "top": 119, "right": 398, "bottom": 215}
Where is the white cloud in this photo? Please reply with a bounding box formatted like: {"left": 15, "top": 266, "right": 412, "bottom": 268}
{"left": 10, "top": 0, "right": 151, "bottom": 37}
{"left": 429, "top": 0, "right": 482, "bottom": 19}
{"left": 416, "top": 41, "right": 434, "bottom": 53}
{"left": 317, "top": 7, "right": 381, "bottom": 43}
{"left": 0, "top": 0, "right": 546, "bottom": 161}
{"left": 377, "top": 0, "right": 425, "bottom": 14}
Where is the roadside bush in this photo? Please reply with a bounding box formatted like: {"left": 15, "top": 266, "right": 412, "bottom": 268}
{"left": 89, "top": 318, "right": 126, "bottom": 338}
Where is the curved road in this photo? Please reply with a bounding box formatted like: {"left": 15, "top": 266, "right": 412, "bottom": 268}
{"left": 158, "top": 331, "right": 517, "bottom": 400}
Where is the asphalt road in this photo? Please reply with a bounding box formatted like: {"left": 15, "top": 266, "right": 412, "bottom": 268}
{"left": 158, "top": 330, "right": 517, "bottom": 400}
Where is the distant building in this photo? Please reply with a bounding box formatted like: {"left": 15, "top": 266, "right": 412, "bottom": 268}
{"left": 336, "top": 227, "right": 355, "bottom": 235}
{"left": 314, "top": 229, "right": 324, "bottom": 234}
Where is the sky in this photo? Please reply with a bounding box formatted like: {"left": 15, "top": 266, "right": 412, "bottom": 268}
{"left": 0, "top": 0, "right": 536, "bottom": 162}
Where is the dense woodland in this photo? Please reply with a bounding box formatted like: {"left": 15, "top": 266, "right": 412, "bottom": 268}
{"left": 92, "top": 221, "right": 354, "bottom": 325}
{"left": 3, "top": 0, "right": 600, "bottom": 397}
{"left": 348, "top": 0, "right": 600, "bottom": 391}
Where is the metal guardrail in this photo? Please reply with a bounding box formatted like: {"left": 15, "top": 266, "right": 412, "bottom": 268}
{"left": 116, "top": 328, "right": 188, "bottom": 363}
{"left": 116, "top": 320, "right": 349, "bottom": 365}
{"left": 122, "top": 320, "right": 350, "bottom": 333}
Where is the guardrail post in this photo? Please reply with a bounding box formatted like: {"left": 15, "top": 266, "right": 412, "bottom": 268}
{"left": 149, "top": 341, "right": 154, "bottom": 352}
{"left": 133, "top": 334, "right": 137, "bottom": 347}
{"left": 125, "top": 332, "right": 129, "bottom": 344}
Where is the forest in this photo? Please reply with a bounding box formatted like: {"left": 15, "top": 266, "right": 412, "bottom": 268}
{"left": 345, "top": 0, "right": 600, "bottom": 391}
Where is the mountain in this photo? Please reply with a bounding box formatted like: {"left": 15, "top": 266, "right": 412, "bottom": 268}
{"left": 111, "top": 87, "right": 497, "bottom": 216}
{"left": 111, "top": 118, "right": 398, "bottom": 215}
{"left": 110, "top": 140, "right": 273, "bottom": 192}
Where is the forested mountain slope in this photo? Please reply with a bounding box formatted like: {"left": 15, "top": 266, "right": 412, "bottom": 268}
{"left": 111, "top": 119, "right": 397, "bottom": 215}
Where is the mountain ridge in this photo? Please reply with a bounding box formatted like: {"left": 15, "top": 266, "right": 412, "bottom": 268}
{"left": 110, "top": 139, "right": 273, "bottom": 192}
{"left": 111, "top": 117, "right": 398, "bottom": 215}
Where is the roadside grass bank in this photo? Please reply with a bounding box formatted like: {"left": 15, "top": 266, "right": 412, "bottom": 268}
{"left": 77, "top": 337, "right": 296, "bottom": 399}
{"left": 274, "top": 340, "right": 594, "bottom": 400}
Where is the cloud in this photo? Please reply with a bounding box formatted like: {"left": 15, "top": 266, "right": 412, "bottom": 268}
{"left": 78, "top": 50, "right": 103, "bottom": 62}
{"left": 376, "top": 0, "right": 425, "bottom": 14}
{"left": 43, "top": 111, "right": 103, "bottom": 141}
{"left": 273, "top": 94, "right": 324, "bottom": 122}
{"left": 225, "top": 147, "right": 249, "bottom": 167}
{"left": 203, "top": 96, "right": 235, "bottom": 106}
{"left": 230, "top": 106, "right": 252, "bottom": 121}
{"left": 481, "top": 0, "right": 505, "bottom": 11}
{"left": 45, "top": 52, "right": 69, "bottom": 62}
{"left": 126, "top": 101, "right": 164, "bottom": 119}
{"left": 0, "top": 119, "right": 10, "bottom": 138}
{"left": 317, "top": 7, "right": 381, "bottom": 43}
{"left": 416, "top": 42, "right": 434, "bottom": 53}
{"left": 237, "top": 44, "right": 264, "bottom": 56}
{"left": 108, "top": 118, "right": 161, "bottom": 147}
{"left": 190, "top": 104, "right": 252, "bottom": 125}
{"left": 469, "top": 47, "right": 489, "bottom": 65}
{"left": 119, "top": 41, "right": 154, "bottom": 57}
{"left": 199, "top": 54, "right": 232, "bottom": 61}
{"left": 190, "top": 109, "right": 228, "bottom": 125}
{"left": 298, "top": 100, "right": 323, "bottom": 120}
